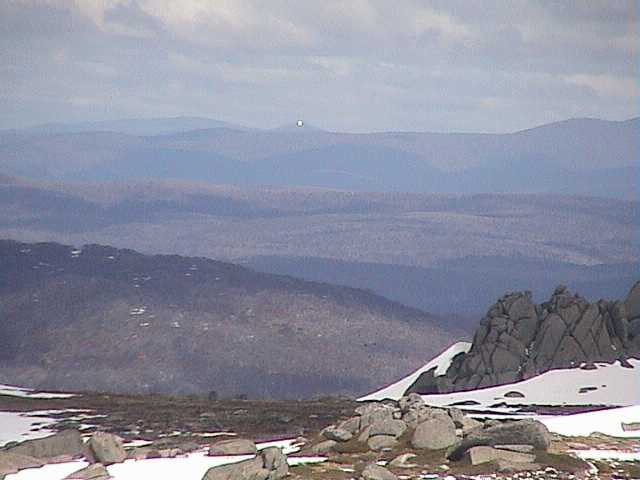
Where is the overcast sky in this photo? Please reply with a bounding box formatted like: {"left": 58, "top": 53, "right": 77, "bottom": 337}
{"left": 1, "top": 0, "right": 637, "bottom": 132}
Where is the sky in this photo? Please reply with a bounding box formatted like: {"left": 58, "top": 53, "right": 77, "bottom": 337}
{"left": 0, "top": 0, "right": 637, "bottom": 133}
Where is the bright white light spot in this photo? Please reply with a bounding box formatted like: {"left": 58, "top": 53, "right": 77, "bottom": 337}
{"left": 296, "top": 120, "right": 304, "bottom": 127}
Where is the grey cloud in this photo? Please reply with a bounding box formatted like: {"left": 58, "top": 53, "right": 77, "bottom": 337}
{"left": 0, "top": 0, "right": 636, "bottom": 132}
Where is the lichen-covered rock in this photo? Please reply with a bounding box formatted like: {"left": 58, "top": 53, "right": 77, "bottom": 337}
{"left": 407, "top": 285, "right": 639, "bottom": 394}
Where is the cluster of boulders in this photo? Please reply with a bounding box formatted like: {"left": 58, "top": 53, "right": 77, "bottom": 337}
{"left": 306, "top": 393, "right": 553, "bottom": 479}
{"left": 0, "top": 429, "right": 290, "bottom": 480}
{"left": 0, "top": 429, "right": 126, "bottom": 479}
{"left": 408, "top": 282, "right": 640, "bottom": 394}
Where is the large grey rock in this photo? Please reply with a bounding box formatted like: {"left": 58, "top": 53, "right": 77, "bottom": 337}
{"left": 202, "top": 456, "right": 268, "bottom": 480}
{"left": 63, "top": 463, "right": 111, "bottom": 479}
{"left": 356, "top": 404, "right": 396, "bottom": 430}
{"left": 447, "top": 419, "right": 550, "bottom": 461}
{"left": 368, "top": 419, "right": 406, "bottom": 438}
{"left": 360, "top": 463, "right": 398, "bottom": 480}
{"left": 367, "top": 435, "right": 397, "bottom": 451}
{"left": 86, "top": 432, "right": 127, "bottom": 466}
{"left": 321, "top": 426, "right": 353, "bottom": 442}
{"left": 201, "top": 448, "right": 288, "bottom": 480}
{"left": 401, "top": 405, "right": 443, "bottom": 428}
{"left": 309, "top": 440, "right": 336, "bottom": 454}
{"left": 411, "top": 416, "right": 456, "bottom": 450}
{"left": 398, "top": 393, "right": 424, "bottom": 412}
{"left": 0, "top": 452, "right": 45, "bottom": 476}
{"left": 5, "top": 430, "right": 83, "bottom": 461}
{"left": 468, "top": 446, "right": 536, "bottom": 465}
{"left": 261, "top": 447, "right": 288, "bottom": 480}
{"left": 337, "top": 417, "right": 360, "bottom": 434}
{"left": 208, "top": 439, "right": 257, "bottom": 456}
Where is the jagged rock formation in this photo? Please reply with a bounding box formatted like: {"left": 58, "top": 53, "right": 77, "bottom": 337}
{"left": 407, "top": 282, "right": 640, "bottom": 395}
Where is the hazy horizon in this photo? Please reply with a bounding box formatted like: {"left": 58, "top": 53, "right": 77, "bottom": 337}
{"left": 1, "top": 1, "right": 637, "bottom": 133}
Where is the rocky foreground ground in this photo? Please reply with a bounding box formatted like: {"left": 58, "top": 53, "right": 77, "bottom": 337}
{"left": 1, "top": 392, "right": 638, "bottom": 479}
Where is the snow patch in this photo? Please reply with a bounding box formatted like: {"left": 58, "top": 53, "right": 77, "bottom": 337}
{"left": 0, "top": 384, "right": 76, "bottom": 399}
{"left": 541, "top": 405, "right": 640, "bottom": 438}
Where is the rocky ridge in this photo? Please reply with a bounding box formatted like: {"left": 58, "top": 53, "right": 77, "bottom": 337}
{"left": 407, "top": 282, "right": 640, "bottom": 394}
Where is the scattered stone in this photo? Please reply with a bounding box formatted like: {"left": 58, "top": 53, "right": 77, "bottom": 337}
{"left": 411, "top": 416, "right": 457, "bottom": 450}
{"left": 208, "top": 439, "right": 257, "bottom": 456}
{"left": 63, "top": 463, "right": 111, "bottom": 480}
{"left": 85, "top": 432, "right": 127, "bottom": 466}
{"left": 360, "top": 463, "right": 398, "bottom": 480}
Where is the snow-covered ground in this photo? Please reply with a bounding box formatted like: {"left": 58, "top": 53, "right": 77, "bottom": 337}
{"left": 540, "top": 405, "right": 640, "bottom": 438}
{"left": 5, "top": 440, "right": 326, "bottom": 480}
{"left": 0, "top": 411, "right": 58, "bottom": 447}
{"left": 360, "top": 346, "right": 640, "bottom": 410}
{"left": 0, "top": 384, "right": 76, "bottom": 399}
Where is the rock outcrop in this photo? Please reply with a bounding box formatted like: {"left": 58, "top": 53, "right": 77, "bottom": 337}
{"left": 407, "top": 282, "right": 640, "bottom": 394}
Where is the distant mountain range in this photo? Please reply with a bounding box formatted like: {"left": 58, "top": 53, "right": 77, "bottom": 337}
{"left": 0, "top": 239, "right": 462, "bottom": 398}
{"left": 0, "top": 116, "right": 636, "bottom": 198}
{"left": 0, "top": 176, "right": 635, "bottom": 317}
{"left": 9, "top": 116, "right": 252, "bottom": 136}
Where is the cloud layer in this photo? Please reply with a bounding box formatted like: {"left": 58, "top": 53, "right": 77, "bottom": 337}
{"left": 1, "top": 0, "right": 637, "bottom": 132}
